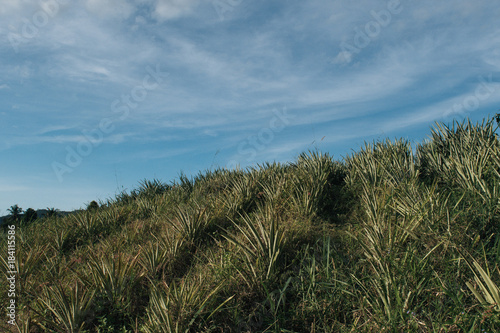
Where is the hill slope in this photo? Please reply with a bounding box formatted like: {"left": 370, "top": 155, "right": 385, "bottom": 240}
{"left": 1, "top": 117, "right": 500, "bottom": 332}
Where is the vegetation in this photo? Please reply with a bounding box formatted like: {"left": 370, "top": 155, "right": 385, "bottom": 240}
{"left": 7, "top": 205, "right": 23, "bottom": 224}
{"left": 1, "top": 116, "right": 500, "bottom": 332}
{"left": 23, "top": 209, "right": 37, "bottom": 225}
{"left": 87, "top": 201, "right": 100, "bottom": 212}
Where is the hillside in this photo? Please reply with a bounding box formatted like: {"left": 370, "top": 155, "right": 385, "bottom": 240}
{"left": 1, "top": 117, "right": 500, "bottom": 332}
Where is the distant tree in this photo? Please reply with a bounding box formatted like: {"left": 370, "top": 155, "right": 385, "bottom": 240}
{"left": 46, "top": 207, "right": 60, "bottom": 218}
{"left": 87, "top": 201, "right": 99, "bottom": 211}
{"left": 8, "top": 204, "right": 23, "bottom": 223}
{"left": 24, "top": 208, "right": 37, "bottom": 224}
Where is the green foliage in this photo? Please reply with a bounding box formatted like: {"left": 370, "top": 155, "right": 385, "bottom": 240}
{"left": 82, "top": 252, "right": 145, "bottom": 330}
{"left": 2, "top": 115, "right": 500, "bottom": 332}
{"left": 87, "top": 200, "right": 99, "bottom": 211}
{"left": 142, "top": 278, "right": 231, "bottom": 333}
{"left": 291, "top": 150, "right": 344, "bottom": 218}
{"left": 34, "top": 282, "right": 94, "bottom": 333}
{"left": 8, "top": 204, "right": 23, "bottom": 218}
{"left": 46, "top": 207, "right": 60, "bottom": 218}
{"left": 166, "top": 202, "right": 211, "bottom": 245}
{"left": 4, "top": 204, "right": 23, "bottom": 226}
{"left": 139, "top": 234, "right": 184, "bottom": 282}
{"left": 223, "top": 203, "right": 287, "bottom": 288}
{"left": 23, "top": 208, "right": 38, "bottom": 224}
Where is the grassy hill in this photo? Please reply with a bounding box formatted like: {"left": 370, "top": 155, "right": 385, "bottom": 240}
{"left": 1, "top": 117, "right": 500, "bottom": 332}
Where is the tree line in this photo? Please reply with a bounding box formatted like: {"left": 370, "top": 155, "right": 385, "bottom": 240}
{"left": 1, "top": 200, "right": 101, "bottom": 230}
{"left": 1, "top": 205, "right": 61, "bottom": 229}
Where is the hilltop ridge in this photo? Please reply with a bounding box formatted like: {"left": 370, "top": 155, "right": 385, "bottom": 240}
{"left": 1, "top": 117, "right": 500, "bottom": 332}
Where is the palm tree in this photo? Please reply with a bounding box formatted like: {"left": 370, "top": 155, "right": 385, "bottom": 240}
{"left": 8, "top": 204, "right": 23, "bottom": 222}
{"left": 46, "top": 207, "right": 60, "bottom": 218}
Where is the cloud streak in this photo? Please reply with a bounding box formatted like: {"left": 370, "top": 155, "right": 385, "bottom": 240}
{"left": 1, "top": 0, "right": 498, "bottom": 211}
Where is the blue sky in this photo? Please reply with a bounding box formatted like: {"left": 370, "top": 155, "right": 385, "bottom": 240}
{"left": 1, "top": 0, "right": 499, "bottom": 213}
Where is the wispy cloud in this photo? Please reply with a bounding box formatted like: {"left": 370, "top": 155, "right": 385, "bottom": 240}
{"left": 1, "top": 0, "right": 498, "bottom": 211}
{"left": 84, "top": 0, "right": 135, "bottom": 19}
{"left": 3, "top": 133, "right": 130, "bottom": 148}
{"left": 153, "top": 0, "right": 200, "bottom": 21}
{"left": 37, "top": 125, "right": 79, "bottom": 136}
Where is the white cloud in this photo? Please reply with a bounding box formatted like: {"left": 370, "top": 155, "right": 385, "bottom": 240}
{"left": 112, "top": 146, "right": 195, "bottom": 162}
{"left": 56, "top": 55, "right": 112, "bottom": 81}
{"left": 332, "top": 51, "right": 353, "bottom": 65}
{"left": 1, "top": 0, "right": 499, "bottom": 212}
{"left": 2, "top": 133, "right": 130, "bottom": 148}
{"left": 153, "top": 0, "right": 199, "bottom": 20}
{"left": 202, "top": 129, "right": 218, "bottom": 137}
{"left": 85, "top": 0, "right": 135, "bottom": 19}
{"left": 0, "top": 0, "right": 23, "bottom": 16}
{"left": 38, "top": 124, "right": 78, "bottom": 135}
{"left": 384, "top": 89, "right": 500, "bottom": 131}
{"left": 0, "top": 184, "right": 30, "bottom": 193}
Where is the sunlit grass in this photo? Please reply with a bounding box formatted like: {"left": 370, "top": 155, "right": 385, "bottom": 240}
{"left": 1, "top": 115, "right": 499, "bottom": 332}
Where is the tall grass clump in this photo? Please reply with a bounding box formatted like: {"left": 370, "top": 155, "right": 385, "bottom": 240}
{"left": 166, "top": 202, "right": 212, "bottom": 245}
{"left": 83, "top": 252, "right": 145, "bottom": 328}
{"left": 33, "top": 282, "right": 94, "bottom": 333}
{"left": 345, "top": 138, "right": 448, "bottom": 329}
{"left": 140, "top": 234, "right": 185, "bottom": 282}
{"left": 223, "top": 203, "right": 288, "bottom": 289}
{"left": 142, "top": 277, "right": 231, "bottom": 333}
{"left": 290, "top": 150, "right": 346, "bottom": 219}
{"left": 220, "top": 171, "right": 259, "bottom": 217}
{"left": 346, "top": 138, "right": 417, "bottom": 190}
{"left": 417, "top": 118, "right": 500, "bottom": 240}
